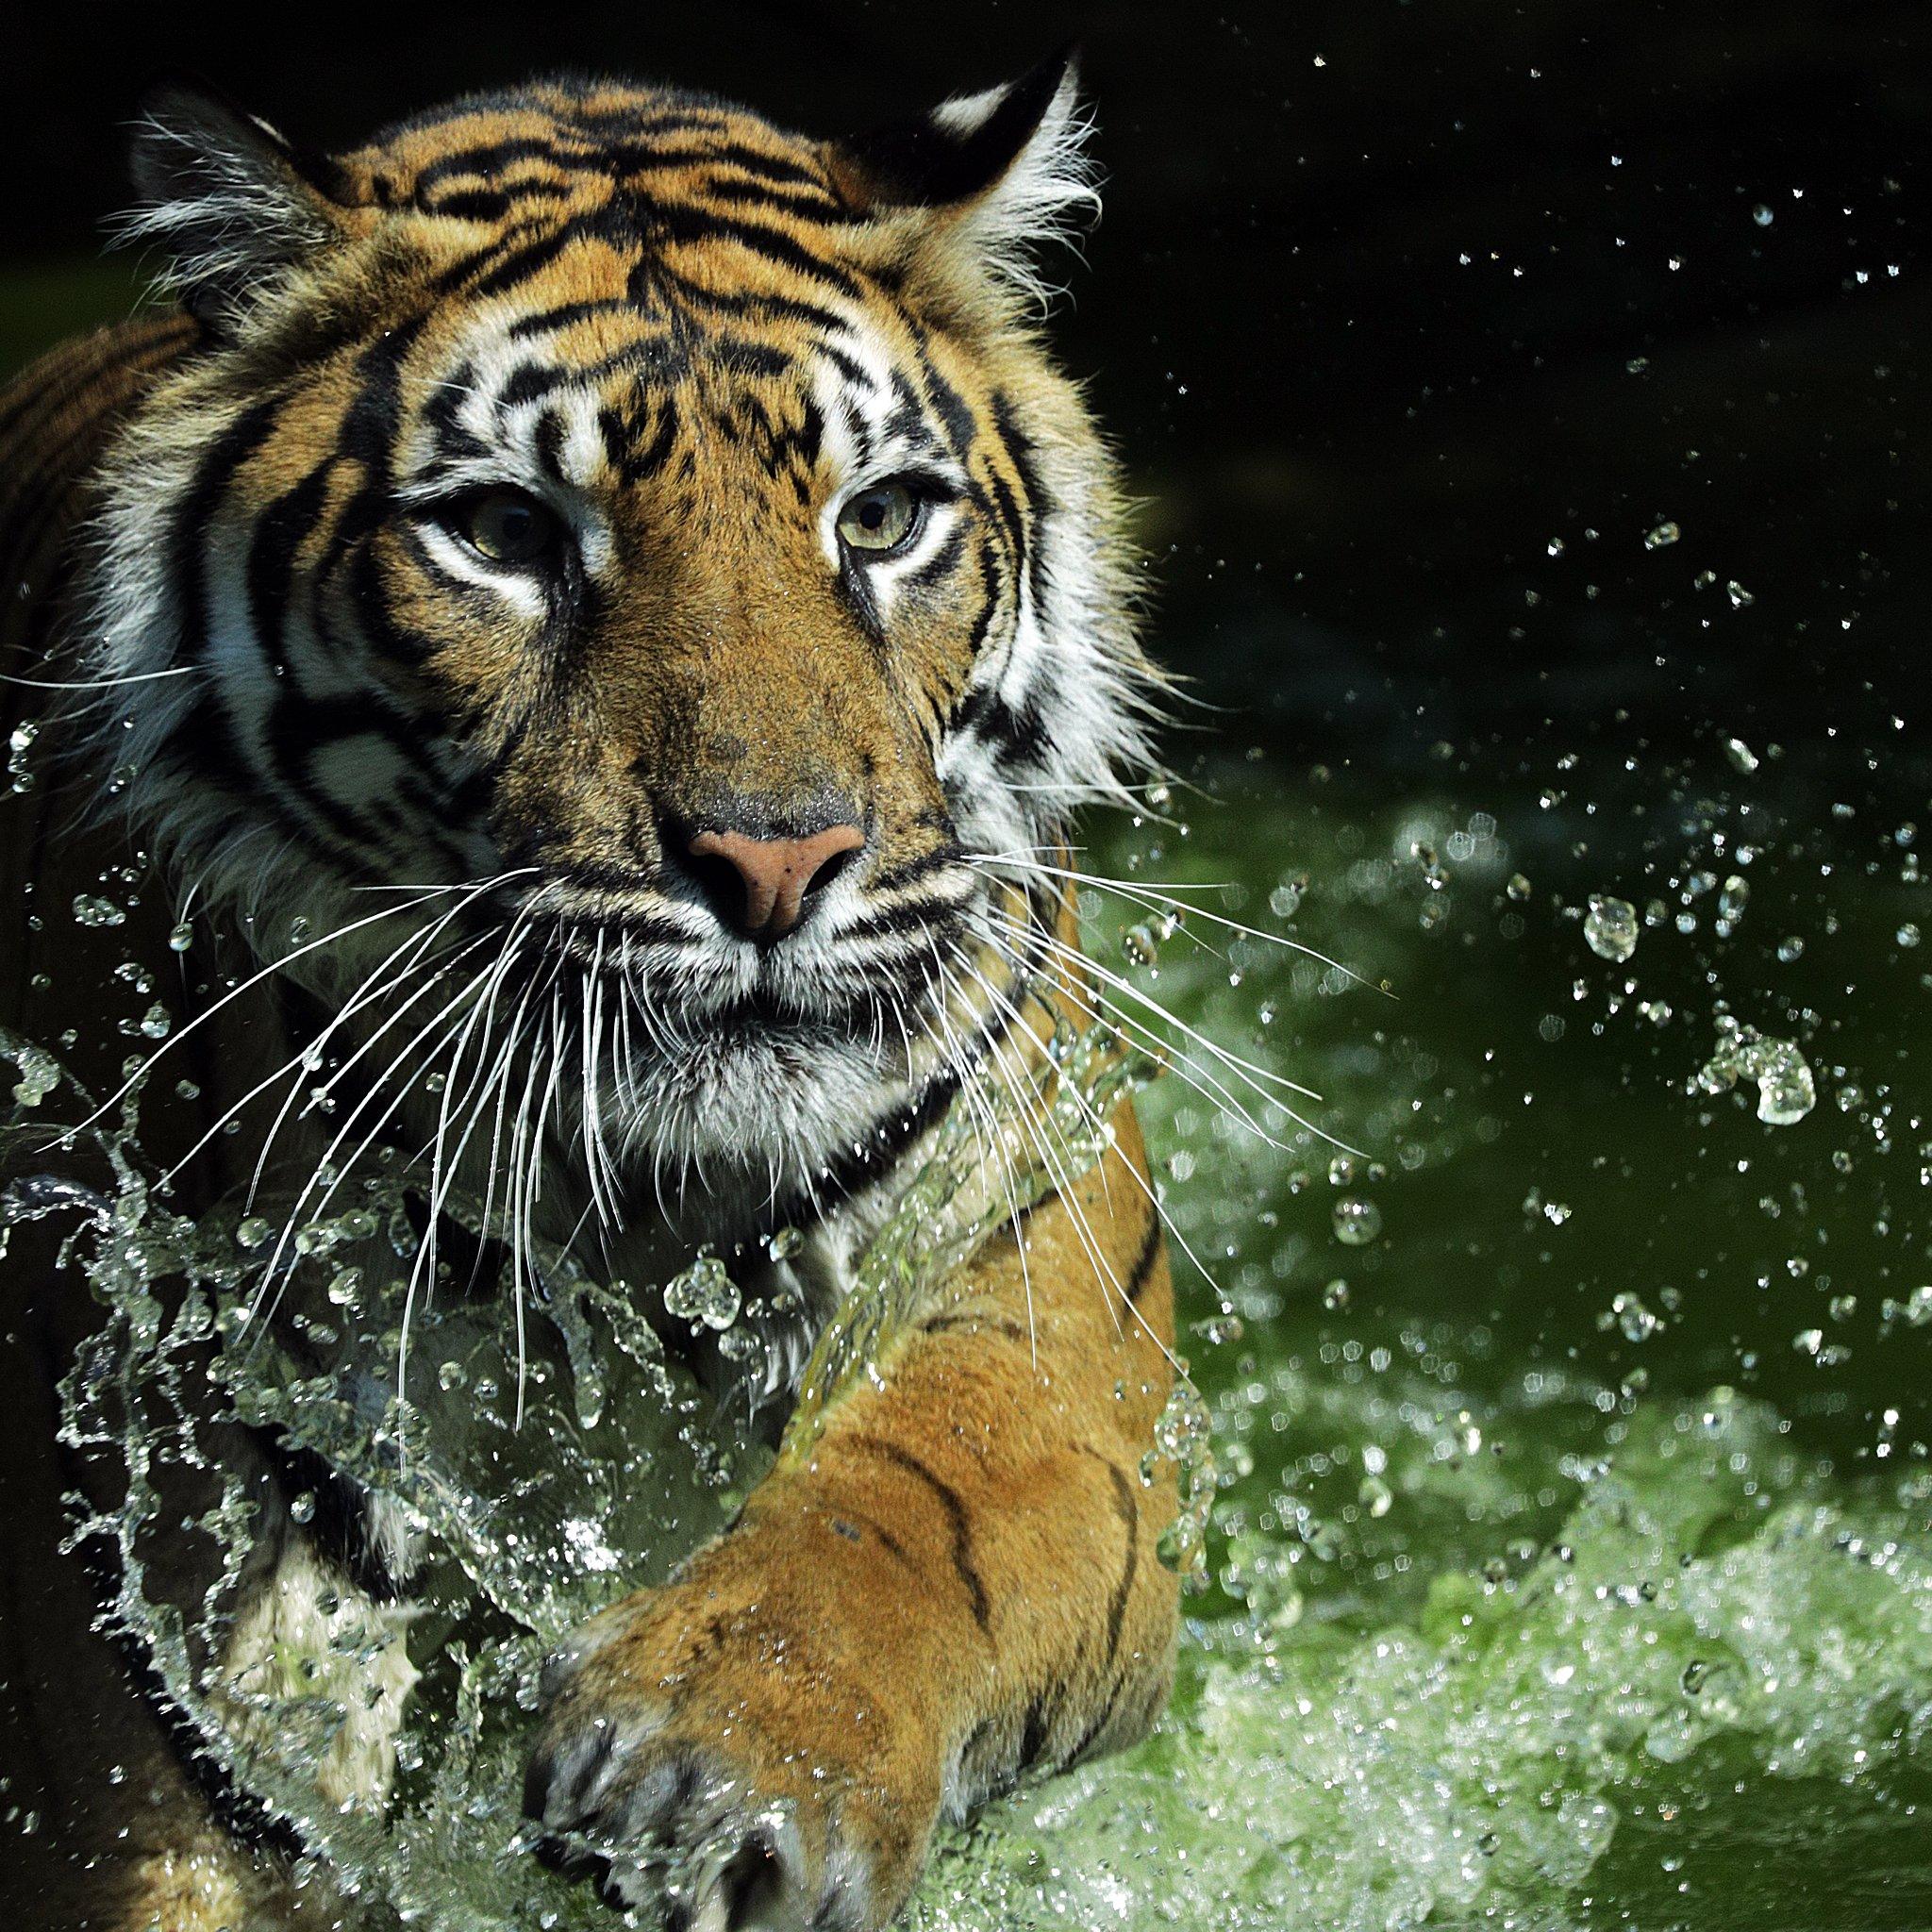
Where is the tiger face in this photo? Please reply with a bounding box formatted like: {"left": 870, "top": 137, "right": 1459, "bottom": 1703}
{"left": 84, "top": 66, "right": 1156, "bottom": 1195}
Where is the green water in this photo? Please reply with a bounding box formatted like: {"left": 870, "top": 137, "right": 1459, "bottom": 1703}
{"left": 909, "top": 741, "right": 1931, "bottom": 1931}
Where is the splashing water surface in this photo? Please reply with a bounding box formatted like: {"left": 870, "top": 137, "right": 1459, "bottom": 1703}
{"left": 5, "top": 733, "right": 1930, "bottom": 1931}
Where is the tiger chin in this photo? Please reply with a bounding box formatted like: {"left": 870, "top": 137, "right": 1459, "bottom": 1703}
{"left": 0, "top": 57, "right": 1179, "bottom": 1932}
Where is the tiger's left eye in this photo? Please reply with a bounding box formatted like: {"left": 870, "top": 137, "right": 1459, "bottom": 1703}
{"left": 451, "top": 488, "right": 562, "bottom": 568}
{"left": 837, "top": 481, "right": 921, "bottom": 556}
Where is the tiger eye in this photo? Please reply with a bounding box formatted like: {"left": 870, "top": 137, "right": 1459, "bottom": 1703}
{"left": 837, "top": 481, "right": 920, "bottom": 555}
{"left": 458, "top": 488, "right": 560, "bottom": 567}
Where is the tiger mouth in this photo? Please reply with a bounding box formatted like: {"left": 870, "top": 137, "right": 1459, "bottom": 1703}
{"left": 528, "top": 913, "right": 958, "bottom": 1053}
{"left": 692, "top": 988, "right": 893, "bottom": 1045}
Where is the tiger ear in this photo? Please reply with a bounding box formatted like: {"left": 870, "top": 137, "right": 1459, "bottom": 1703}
{"left": 123, "top": 81, "right": 346, "bottom": 325}
{"left": 827, "top": 51, "right": 1099, "bottom": 308}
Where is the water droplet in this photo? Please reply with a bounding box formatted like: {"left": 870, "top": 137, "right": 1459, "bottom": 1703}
{"left": 1583, "top": 894, "right": 1640, "bottom": 962}
{"left": 663, "top": 1253, "right": 741, "bottom": 1331}
{"left": 1600, "top": 1291, "right": 1665, "bottom": 1343}
{"left": 8, "top": 718, "right": 40, "bottom": 793}
{"left": 1191, "top": 1313, "right": 1244, "bottom": 1345}
{"left": 1332, "top": 1197, "right": 1382, "bottom": 1246}
{"left": 7, "top": 1041, "right": 61, "bottom": 1108}
{"left": 71, "top": 894, "right": 126, "bottom": 928}
{"left": 1696, "top": 1021, "right": 1816, "bottom": 1125}
{"left": 1268, "top": 874, "right": 1307, "bottom": 919}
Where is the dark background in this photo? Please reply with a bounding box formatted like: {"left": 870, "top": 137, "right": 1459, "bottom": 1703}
{"left": 4, "top": 1, "right": 1925, "bottom": 773}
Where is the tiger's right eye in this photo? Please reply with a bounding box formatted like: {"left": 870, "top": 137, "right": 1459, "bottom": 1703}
{"left": 447, "top": 488, "right": 563, "bottom": 569}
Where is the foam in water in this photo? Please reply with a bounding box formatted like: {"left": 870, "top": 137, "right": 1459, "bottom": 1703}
{"left": 905, "top": 1391, "right": 1932, "bottom": 1931}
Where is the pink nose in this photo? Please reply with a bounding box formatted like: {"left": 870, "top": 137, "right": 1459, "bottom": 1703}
{"left": 685, "top": 822, "right": 864, "bottom": 940}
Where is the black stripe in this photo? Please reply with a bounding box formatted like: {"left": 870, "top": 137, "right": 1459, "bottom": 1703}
{"left": 498, "top": 333, "right": 682, "bottom": 410}
{"left": 617, "top": 141, "right": 836, "bottom": 195}
{"left": 247, "top": 463, "right": 333, "bottom": 671}
{"left": 953, "top": 684, "right": 1050, "bottom": 771}
{"left": 437, "top": 216, "right": 584, "bottom": 300}
{"left": 755, "top": 1061, "right": 963, "bottom": 1240}
{"left": 411, "top": 136, "right": 578, "bottom": 195}
{"left": 904, "top": 522, "right": 968, "bottom": 597}
{"left": 270, "top": 1443, "right": 405, "bottom": 1604}
{"left": 917, "top": 348, "right": 979, "bottom": 462}
{"left": 603, "top": 396, "right": 680, "bottom": 484}
{"left": 823, "top": 1506, "right": 915, "bottom": 1571}
{"left": 919, "top": 1311, "right": 1028, "bottom": 1343}
{"left": 848, "top": 1434, "right": 991, "bottom": 1634}
{"left": 507, "top": 297, "right": 634, "bottom": 340}
{"left": 991, "top": 392, "right": 1055, "bottom": 616}
{"left": 645, "top": 199, "right": 864, "bottom": 298}
{"left": 701, "top": 177, "right": 857, "bottom": 224}
{"left": 864, "top": 841, "right": 966, "bottom": 896}
{"left": 651, "top": 263, "right": 852, "bottom": 342}
{"left": 175, "top": 394, "right": 287, "bottom": 653}
{"left": 837, "top": 908, "right": 950, "bottom": 960}
{"left": 1082, "top": 1448, "right": 1140, "bottom": 1670}
{"left": 1019, "top": 1694, "right": 1055, "bottom": 1770}
{"left": 1124, "top": 1211, "right": 1164, "bottom": 1306}
{"left": 960, "top": 545, "right": 1009, "bottom": 671}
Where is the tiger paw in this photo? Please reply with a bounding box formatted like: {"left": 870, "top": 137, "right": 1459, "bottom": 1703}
{"left": 522, "top": 1569, "right": 945, "bottom": 1931}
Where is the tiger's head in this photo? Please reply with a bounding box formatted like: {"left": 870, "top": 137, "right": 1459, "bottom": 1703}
{"left": 82, "top": 62, "right": 1158, "bottom": 1204}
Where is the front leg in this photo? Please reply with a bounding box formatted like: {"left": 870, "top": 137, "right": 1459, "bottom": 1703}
{"left": 525, "top": 1110, "right": 1179, "bottom": 1930}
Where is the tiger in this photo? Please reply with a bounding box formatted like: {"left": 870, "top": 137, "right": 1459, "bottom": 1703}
{"left": 0, "top": 57, "right": 1180, "bottom": 1932}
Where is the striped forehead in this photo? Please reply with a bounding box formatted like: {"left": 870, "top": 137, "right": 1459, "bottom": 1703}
{"left": 406, "top": 292, "right": 970, "bottom": 506}
{"left": 360, "top": 91, "right": 995, "bottom": 501}
{"left": 368, "top": 92, "right": 851, "bottom": 224}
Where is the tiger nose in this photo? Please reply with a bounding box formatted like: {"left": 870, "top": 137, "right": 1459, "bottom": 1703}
{"left": 683, "top": 821, "right": 865, "bottom": 941}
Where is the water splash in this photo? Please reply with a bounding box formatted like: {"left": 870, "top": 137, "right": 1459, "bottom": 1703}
{"left": 905, "top": 1393, "right": 1932, "bottom": 1932}
{"left": 1695, "top": 1017, "right": 1818, "bottom": 1125}
{"left": 6, "top": 991, "right": 1183, "bottom": 1928}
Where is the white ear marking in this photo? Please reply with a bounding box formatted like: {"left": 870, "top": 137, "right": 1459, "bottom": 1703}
{"left": 931, "top": 64, "right": 1101, "bottom": 311}
{"left": 939, "top": 66, "right": 1097, "bottom": 307}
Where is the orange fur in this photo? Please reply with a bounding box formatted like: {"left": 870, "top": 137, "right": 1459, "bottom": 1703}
{"left": 0, "top": 67, "right": 1176, "bottom": 1930}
